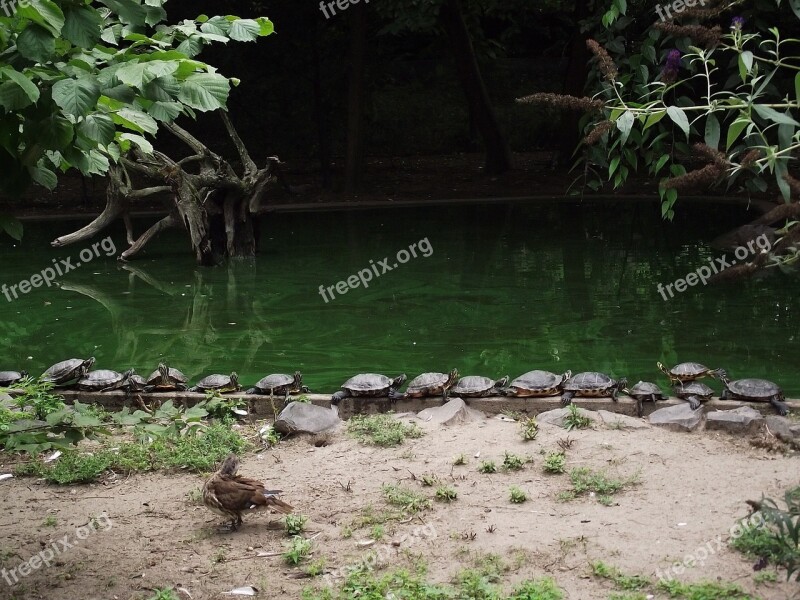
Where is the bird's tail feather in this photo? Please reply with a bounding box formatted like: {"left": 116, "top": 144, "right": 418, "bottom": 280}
{"left": 265, "top": 494, "right": 294, "bottom": 514}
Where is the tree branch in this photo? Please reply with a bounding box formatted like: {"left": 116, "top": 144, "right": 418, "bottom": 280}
{"left": 120, "top": 213, "right": 180, "bottom": 261}
{"left": 220, "top": 111, "right": 257, "bottom": 174}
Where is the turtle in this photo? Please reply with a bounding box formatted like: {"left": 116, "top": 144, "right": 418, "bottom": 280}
{"left": 145, "top": 363, "right": 188, "bottom": 392}
{"left": 625, "top": 380, "right": 667, "bottom": 417}
{"left": 246, "top": 371, "right": 309, "bottom": 400}
{"left": 390, "top": 369, "right": 459, "bottom": 401}
{"left": 0, "top": 370, "right": 27, "bottom": 387}
{"left": 673, "top": 380, "right": 714, "bottom": 410}
{"left": 41, "top": 357, "right": 95, "bottom": 386}
{"left": 331, "top": 373, "right": 407, "bottom": 404}
{"left": 77, "top": 369, "right": 135, "bottom": 392}
{"left": 657, "top": 361, "right": 726, "bottom": 383}
{"left": 450, "top": 375, "right": 509, "bottom": 398}
{"left": 502, "top": 370, "right": 572, "bottom": 397}
{"left": 720, "top": 377, "right": 789, "bottom": 416}
{"left": 127, "top": 373, "right": 148, "bottom": 393}
{"left": 561, "top": 372, "right": 627, "bottom": 406}
{"left": 190, "top": 372, "right": 241, "bottom": 393}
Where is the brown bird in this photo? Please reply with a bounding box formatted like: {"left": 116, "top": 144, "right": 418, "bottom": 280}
{"left": 203, "top": 454, "right": 293, "bottom": 531}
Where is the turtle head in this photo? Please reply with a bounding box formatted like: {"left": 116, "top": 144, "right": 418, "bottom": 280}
{"left": 447, "top": 368, "right": 459, "bottom": 385}
{"left": 83, "top": 357, "right": 96, "bottom": 370}
{"left": 20, "top": 370, "right": 28, "bottom": 378}
{"left": 495, "top": 375, "right": 509, "bottom": 388}
{"left": 158, "top": 363, "right": 169, "bottom": 380}
{"left": 391, "top": 374, "right": 407, "bottom": 388}
{"left": 230, "top": 372, "right": 239, "bottom": 386}
{"left": 617, "top": 377, "right": 628, "bottom": 391}
{"left": 122, "top": 369, "right": 135, "bottom": 380}
{"left": 656, "top": 362, "right": 669, "bottom": 376}
{"left": 711, "top": 368, "right": 728, "bottom": 382}
{"left": 293, "top": 371, "right": 303, "bottom": 386}
{"left": 561, "top": 370, "right": 572, "bottom": 383}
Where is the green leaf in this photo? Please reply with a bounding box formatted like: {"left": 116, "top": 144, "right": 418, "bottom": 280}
{"left": 608, "top": 156, "right": 620, "bottom": 178}
{"left": 119, "top": 133, "right": 153, "bottom": 154}
{"left": 704, "top": 114, "right": 720, "bottom": 150}
{"left": 0, "top": 81, "right": 35, "bottom": 110}
{"left": 752, "top": 105, "right": 799, "bottom": 127}
{"left": 147, "top": 100, "right": 182, "bottom": 121}
{"left": 97, "top": 0, "right": 147, "bottom": 26}
{"left": 795, "top": 72, "right": 800, "bottom": 105}
{"left": 229, "top": 19, "right": 261, "bottom": 42}
{"left": 177, "top": 72, "right": 230, "bottom": 111}
{"left": 113, "top": 108, "right": 158, "bottom": 135}
{"left": 52, "top": 77, "right": 101, "bottom": 117}
{"left": 0, "top": 67, "right": 40, "bottom": 104}
{"left": 666, "top": 106, "right": 689, "bottom": 137}
{"left": 615, "top": 111, "right": 634, "bottom": 146}
{"left": 62, "top": 5, "right": 103, "bottom": 48}
{"left": 256, "top": 17, "right": 274, "bottom": 37}
{"left": 78, "top": 114, "right": 116, "bottom": 146}
{"left": 654, "top": 154, "right": 670, "bottom": 174}
{"left": 738, "top": 51, "right": 753, "bottom": 83}
{"left": 0, "top": 215, "right": 23, "bottom": 241}
{"left": 726, "top": 118, "right": 749, "bottom": 150}
{"left": 16, "top": 0, "right": 65, "bottom": 37}
{"left": 17, "top": 24, "right": 56, "bottom": 62}
{"left": 29, "top": 164, "right": 57, "bottom": 190}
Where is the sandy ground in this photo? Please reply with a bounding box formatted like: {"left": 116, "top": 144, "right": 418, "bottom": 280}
{"left": 0, "top": 414, "right": 798, "bottom": 600}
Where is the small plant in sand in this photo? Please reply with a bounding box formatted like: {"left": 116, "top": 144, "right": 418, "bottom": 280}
{"left": 569, "top": 467, "right": 640, "bottom": 503}
{"left": 381, "top": 484, "right": 431, "bottom": 513}
{"left": 436, "top": 486, "right": 458, "bottom": 502}
{"left": 146, "top": 589, "right": 180, "bottom": 600}
{"left": 284, "top": 536, "right": 313, "bottom": 566}
{"left": 519, "top": 417, "right": 539, "bottom": 441}
{"left": 563, "top": 404, "right": 591, "bottom": 430}
{"left": 371, "top": 525, "right": 385, "bottom": 540}
{"left": 591, "top": 561, "right": 649, "bottom": 591}
{"left": 453, "top": 454, "right": 467, "bottom": 466}
{"left": 509, "top": 486, "right": 527, "bottom": 504}
{"left": 421, "top": 474, "right": 440, "bottom": 487}
{"left": 478, "top": 460, "right": 497, "bottom": 474}
{"left": 543, "top": 451, "right": 566, "bottom": 474}
{"left": 42, "top": 515, "right": 57, "bottom": 527}
{"left": 286, "top": 514, "right": 308, "bottom": 536}
{"left": 347, "top": 414, "right": 424, "bottom": 447}
{"left": 502, "top": 452, "right": 526, "bottom": 471}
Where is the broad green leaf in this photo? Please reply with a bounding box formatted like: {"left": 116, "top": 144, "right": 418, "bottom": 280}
{"left": 738, "top": 51, "right": 753, "bottom": 83}
{"left": 52, "top": 77, "right": 101, "bottom": 117}
{"left": 704, "top": 114, "right": 720, "bottom": 149}
{"left": 115, "top": 62, "right": 148, "bottom": 88}
{"left": 176, "top": 36, "right": 204, "bottom": 57}
{"left": 608, "top": 156, "right": 620, "bottom": 178}
{"left": 78, "top": 114, "right": 116, "bottom": 145}
{"left": 178, "top": 72, "right": 230, "bottom": 111}
{"left": 16, "top": 0, "right": 65, "bottom": 37}
{"left": 62, "top": 5, "right": 103, "bottom": 48}
{"left": 726, "top": 118, "right": 749, "bottom": 150}
{"left": 229, "top": 19, "right": 261, "bottom": 42}
{"left": 0, "top": 215, "right": 23, "bottom": 241}
{"left": 142, "top": 75, "right": 181, "bottom": 101}
{"left": 147, "top": 100, "right": 182, "bottom": 121}
{"left": 666, "top": 106, "right": 689, "bottom": 137}
{"left": 113, "top": 108, "right": 158, "bottom": 134}
{"left": 615, "top": 111, "right": 634, "bottom": 146}
{"left": 31, "top": 115, "right": 74, "bottom": 150}
{"left": 29, "top": 164, "right": 57, "bottom": 189}
{"left": 119, "top": 133, "right": 153, "bottom": 154}
{"left": 643, "top": 110, "right": 666, "bottom": 130}
{"left": 97, "top": 0, "right": 147, "bottom": 26}
{"left": 0, "top": 81, "right": 34, "bottom": 110}
{"left": 752, "top": 105, "right": 799, "bottom": 127}
{"left": 0, "top": 67, "right": 40, "bottom": 104}
{"left": 17, "top": 24, "right": 56, "bottom": 62}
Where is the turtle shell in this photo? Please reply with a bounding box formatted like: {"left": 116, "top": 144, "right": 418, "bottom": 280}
{"left": 406, "top": 372, "right": 449, "bottom": 392}
{"left": 564, "top": 372, "right": 614, "bottom": 393}
{"left": 77, "top": 369, "right": 126, "bottom": 390}
{"left": 628, "top": 381, "right": 663, "bottom": 397}
{"left": 128, "top": 374, "right": 147, "bottom": 390}
{"left": 255, "top": 373, "right": 295, "bottom": 390}
{"left": 674, "top": 381, "right": 714, "bottom": 399}
{"left": 146, "top": 366, "right": 188, "bottom": 385}
{"left": 342, "top": 373, "right": 405, "bottom": 397}
{"left": 509, "top": 370, "right": 569, "bottom": 395}
{"left": 725, "top": 378, "right": 781, "bottom": 400}
{"left": 0, "top": 370, "right": 26, "bottom": 386}
{"left": 195, "top": 373, "right": 237, "bottom": 389}
{"left": 451, "top": 376, "right": 495, "bottom": 395}
{"left": 42, "top": 358, "right": 95, "bottom": 384}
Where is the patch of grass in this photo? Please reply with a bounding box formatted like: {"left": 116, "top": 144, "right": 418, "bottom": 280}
{"left": 260, "top": 425, "right": 281, "bottom": 447}
{"left": 556, "top": 490, "right": 576, "bottom": 502}
{"left": 286, "top": 514, "right": 308, "bottom": 536}
{"left": 563, "top": 404, "right": 591, "bottom": 430}
{"left": 543, "top": 451, "right": 566, "bottom": 474}
{"left": 381, "top": 484, "right": 431, "bottom": 513}
{"left": 211, "top": 548, "right": 226, "bottom": 564}
{"left": 305, "top": 558, "right": 326, "bottom": 577}
{"left": 607, "top": 594, "right": 648, "bottom": 600}
{"left": 284, "top": 535, "right": 313, "bottom": 566}
{"left": 15, "top": 422, "right": 248, "bottom": 484}
{"left": 341, "top": 526, "right": 352, "bottom": 539}
{"left": 510, "top": 486, "right": 527, "bottom": 504}
{"left": 655, "top": 579, "right": 757, "bottom": 599}
{"left": 519, "top": 417, "right": 539, "bottom": 441}
{"left": 435, "top": 486, "right": 458, "bottom": 502}
{"left": 453, "top": 454, "right": 467, "bottom": 466}
{"left": 146, "top": 589, "right": 179, "bottom": 600}
{"left": 507, "top": 577, "right": 563, "bottom": 600}
{"left": 302, "top": 568, "right": 450, "bottom": 600}
{"left": 502, "top": 452, "right": 526, "bottom": 471}
{"left": 186, "top": 488, "right": 203, "bottom": 505}
{"left": 421, "top": 473, "right": 440, "bottom": 486}
{"left": 569, "top": 467, "right": 639, "bottom": 502}
{"left": 752, "top": 570, "right": 777, "bottom": 584}
{"left": 478, "top": 460, "right": 497, "bottom": 474}
{"left": 347, "top": 414, "right": 424, "bottom": 447}
{"left": 591, "top": 561, "right": 649, "bottom": 591}
{"left": 42, "top": 515, "right": 57, "bottom": 527}
{"left": 370, "top": 525, "right": 384, "bottom": 540}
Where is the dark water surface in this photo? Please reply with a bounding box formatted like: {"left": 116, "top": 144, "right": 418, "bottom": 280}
{"left": 0, "top": 201, "right": 798, "bottom": 394}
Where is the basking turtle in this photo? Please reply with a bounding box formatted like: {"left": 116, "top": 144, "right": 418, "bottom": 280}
{"left": 561, "top": 372, "right": 627, "bottom": 406}
{"left": 391, "top": 369, "right": 459, "bottom": 400}
{"left": 331, "top": 373, "right": 406, "bottom": 404}
{"left": 0, "top": 370, "right": 27, "bottom": 387}
{"left": 450, "top": 375, "right": 508, "bottom": 398}
{"left": 127, "top": 373, "right": 148, "bottom": 393}
{"left": 673, "top": 381, "right": 714, "bottom": 410}
{"left": 625, "top": 380, "right": 667, "bottom": 417}
{"left": 41, "top": 357, "right": 95, "bottom": 386}
{"left": 246, "top": 372, "right": 309, "bottom": 399}
{"left": 77, "top": 369, "right": 134, "bottom": 392}
{"left": 190, "top": 372, "right": 241, "bottom": 393}
{"left": 720, "top": 377, "right": 789, "bottom": 416}
{"left": 145, "top": 363, "right": 188, "bottom": 392}
{"left": 657, "top": 361, "right": 726, "bottom": 383}
{"left": 502, "top": 370, "right": 572, "bottom": 397}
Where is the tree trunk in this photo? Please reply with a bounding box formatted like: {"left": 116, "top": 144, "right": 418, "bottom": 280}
{"left": 344, "top": 0, "right": 368, "bottom": 193}
{"left": 439, "top": 0, "right": 511, "bottom": 175}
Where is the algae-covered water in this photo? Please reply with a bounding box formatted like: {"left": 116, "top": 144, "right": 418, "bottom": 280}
{"left": 0, "top": 201, "right": 797, "bottom": 394}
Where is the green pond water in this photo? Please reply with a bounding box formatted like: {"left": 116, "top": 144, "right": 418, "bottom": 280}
{"left": 0, "top": 201, "right": 798, "bottom": 395}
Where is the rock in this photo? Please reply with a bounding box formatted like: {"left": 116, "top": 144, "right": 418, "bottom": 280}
{"left": 537, "top": 407, "right": 599, "bottom": 428}
{"left": 274, "top": 402, "right": 342, "bottom": 435}
{"left": 597, "top": 410, "right": 650, "bottom": 430}
{"left": 706, "top": 406, "right": 764, "bottom": 434}
{"left": 648, "top": 403, "right": 704, "bottom": 432}
{"left": 415, "top": 398, "right": 484, "bottom": 426}
{"left": 765, "top": 415, "right": 800, "bottom": 447}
